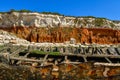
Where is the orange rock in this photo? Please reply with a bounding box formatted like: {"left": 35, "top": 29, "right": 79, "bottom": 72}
{"left": 0, "top": 26, "right": 120, "bottom": 44}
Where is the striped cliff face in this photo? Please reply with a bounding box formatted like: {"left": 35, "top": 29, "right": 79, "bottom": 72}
{"left": 0, "top": 27, "right": 120, "bottom": 44}
{"left": 0, "top": 12, "right": 120, "bottom": 29}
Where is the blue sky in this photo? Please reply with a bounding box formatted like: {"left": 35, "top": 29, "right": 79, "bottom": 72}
{"left": 0, "top": 0, "right": 120, "bottom": 20}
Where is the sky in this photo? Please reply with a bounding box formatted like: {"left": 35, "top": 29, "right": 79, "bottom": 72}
{"left": 0, "top": 0, "right": 120, "bottom": 20}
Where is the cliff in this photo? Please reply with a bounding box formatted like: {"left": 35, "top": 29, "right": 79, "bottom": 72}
{"left": 0, "top": 11, "right": 120, "bottom": 44}
{"left": 1, "top": 26, "right": 120, "bottom": 44}
{"left": 0, "top": 12, "right": 120, "bottom": 29}
{"left": 0, "top": 29, "right": 29, "bottom": 44}
{"left": 0, "top": 62, "right": 120, "bottom": 80}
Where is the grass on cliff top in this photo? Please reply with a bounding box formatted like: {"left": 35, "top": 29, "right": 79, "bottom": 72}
{"left": 30, "top": 50, "right": 60, "bottom": 56}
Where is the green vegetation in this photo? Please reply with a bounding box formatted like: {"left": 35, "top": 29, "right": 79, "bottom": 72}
{"left": 9, "top": 9, "right": 32, "bottom": 13}
{"left": 113, "top": 20, "right": 120, "bottom": 24}
{"left": 0, "top": 45, "right": 4, "bottom": 49}
{"left": 0, "top": 9, "right": 32, "bottom": 14}
{"left": 0, "top": 9, "right": 64, "bottom": 16}
{"left": 0, "top": 12, "right": 6, "bottom": 14}
{"left": 30, "top": 50, "right": 60, "bottom": 55}
{"left": 110, "top": 23, "right": 115, "bottom": 28}
{"left": 49, "top": 52, "right": 60, "bottom": 55}
{"left": 41, "top": 12, "right": 63, "bottom": 16}
{"left": 30, "top": 50, "right": 46, "bottom": 54}
{"left": 94, "top": 18, "right": 105, "bottom": 27}
{"left": 76, "top": 16, "right": 108, "bottom": 20}
{"left": 74, "top": 18, "right": 82, "bottom": 24}
{"left": 0, "top": 9, "right": 110, "bottom": 20}
{"left": 74, "top": 18, "right": 78, "bottom": 23}
{"left": 78, "top": 16, "right": 96, "bottom": 18}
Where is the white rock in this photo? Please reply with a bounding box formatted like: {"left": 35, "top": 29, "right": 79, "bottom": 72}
{"left": 0, "top": 12, "right": 119, "bottom": 29}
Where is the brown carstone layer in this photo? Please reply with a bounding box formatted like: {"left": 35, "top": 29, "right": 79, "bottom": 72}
{"left": 0, "top": 26, "right": 120, "bottom": 44}
{"left": 0, "top": 62, "right": 120, "bottom": 80}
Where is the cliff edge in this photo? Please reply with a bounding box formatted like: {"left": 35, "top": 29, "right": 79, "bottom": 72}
{"left": 0, "top": 12, "right": 120, "bottom": 29}
{"left": 0, "top": 11, "right": 120, "bottom": 44}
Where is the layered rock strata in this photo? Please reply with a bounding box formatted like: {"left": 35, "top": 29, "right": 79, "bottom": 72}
{"left": 0, "top": 62, "right": 120, "bottom": 80}
{"left": 0, "top": 26, "right": 120, "bottom": 44}
{"left": 0, "top": 12, "right": 120, "bottom": 29}
{"left": 0, "top": 12, "right": 120, "bottom": 44}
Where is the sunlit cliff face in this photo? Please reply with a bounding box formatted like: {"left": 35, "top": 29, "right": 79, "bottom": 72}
{"left": 0, "top": 12, "right": 120, "bottom": 44}
{"left": 0, "top": 12, "right": 120, "bottom": 29}
{"left": 0, "top": 26, "right": 120, "bottom": 44}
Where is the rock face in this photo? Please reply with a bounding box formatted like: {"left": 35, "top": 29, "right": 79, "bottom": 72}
{"left": 0, "top": 62, "right": 120, "bottom": 80}
{"left": 0, "top": 12, "right": 120, "bottom": 44}
{"left": 1, "top": 26, "right": 120, "bottom": 44}
{"left": 0, "top": 12, "right": 120, "bottom": 29}
{"left": 0, "top": 29, "right": 29, "bottom": 44}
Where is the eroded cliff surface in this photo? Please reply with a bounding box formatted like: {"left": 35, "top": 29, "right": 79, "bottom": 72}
{"left": 0, "top": 12, "right": 120, "bottom": 29}
{"left": 1, "top": 26, "right": 120, "bottom": 44}
{"left": 0, "top": 12, "right": 120, "bottom": 44}
{"left": 0, "top": 62, "right": 120, "bottom": 80}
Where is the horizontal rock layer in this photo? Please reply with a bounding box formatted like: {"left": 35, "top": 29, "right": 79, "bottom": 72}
{"left": 1, "top": 26, "right": 120, "bottom": 44}
{"left": 0, "top": 62, "right": 120, "bottom": 80}
{"left": 0, "top": 12, "right": 120, "bottom": 29}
